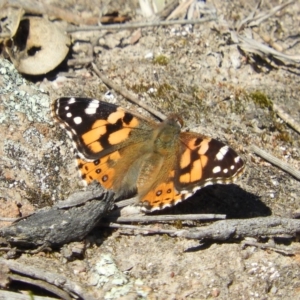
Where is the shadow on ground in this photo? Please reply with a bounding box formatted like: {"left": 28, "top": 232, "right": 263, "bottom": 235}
{"left": 151, "top": 184, "right": 271, "bottom": 219}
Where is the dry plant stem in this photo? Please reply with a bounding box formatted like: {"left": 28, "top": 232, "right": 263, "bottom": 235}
{"left": 9, "top": 273, "right": 71, "bottom": 300}
{"left": 106, "top": 217, "right": 300, "bottom": 241}
{"left": 166, "top": 0, "right": 194, "bottom": 20}
{"left": 0, "top": 258, "right": 95, "bottom": 300}
{"left": 250, "top": 145, "right": 300, "bottom": 180}
{"left": 273, "top": 104, "right": 300, "bottom": 134}
{"left": 106, "top": 214, "right": 226, "bottom": 223}
{"left": 178, "top": 217, "right": 300, "bottom": 240}
{"left": 67, "top": 17, "right": 216, "bottom": 33}
{"left": 157, "top": 0, "right": 180, "bottom": 19}
{"left": 237, "top": 0, "right": 294, "bottom": 31}
{"left": 238, "top": 35, "right": 300, "bottom": 64}
{"left": 247, "top": 0, "right": 294, "bottom": 27}
{"left": 0, "top": 290, "right": 56, "bottom": 300}
{"left": 9, "top": 0, "right": 99, "bottom": 25}
{"left": 241, "top": 240, "right": 294, "bottom": 256}
{"left": 107, "top": 222, "right": 180, "bottom": 235}
{"left": 67, "top": 57, "right": 94, "bottom": 66}
{"left": 92, "top": 63, "right": 166, "bottom": 120}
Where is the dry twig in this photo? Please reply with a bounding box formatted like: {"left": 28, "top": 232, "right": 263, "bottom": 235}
{"left": 0, "top": 258, "right": 96, "bottom": 300}
{"left": 273, "top": 104, "right": 300, "bottom": 135}
{"left": 0, "top": 184, "right": 114, "bottom": 248}
{"left": 67, "top": 17, "right": 216, "bottom": 33}
{"left": 9, "top": 0, "right": 99, "bottom": 25}
{"left": 0, "top": 290, "right": 56, "bottom": 300}
{"left": 105, "top": 213, "right": 226, "bottom": 223}
{"left": 106, "top": 217, "right": 300, "bottom": 241}
{"left": 250, "top": 145, "right": 300, "bottom": 180}
{"left": 237, "top": 1, "right": 294, "bottom": 31}
{"left": 241, "top": 239, "right": 294, "bottom": 256}
{"left": 238, "top": 35, "right": 300, "bottom": 64}
{"left": 9, "top": 273, "right": 71, "bottom": 300}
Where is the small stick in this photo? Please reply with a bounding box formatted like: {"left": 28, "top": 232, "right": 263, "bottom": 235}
{"left": 67, "top": 17, "right": 216, "bottom": 33}
{"left": 104, "top": 223, "right": 178, "bottom": 235}
{"left": 9, "top": 274, "right": 71, "bottom": 300}
{"left": 67, "top": 57, "right": 94, "bottom": 67}
{"left": 166, "top": 0, "right": 194, "bottom": 20}
{"left": 250, "top": 145, "right": 300, "bottom": 180}
{"left": 241, "top": 240, "right": 294, "bottom": 256}
{"left": 0, "top": 258, "right": 95, "bottom": 300}
{"left": 9, "top": 0, "right": 99, "bottom": 25}
{"left": 0, "top": 217, "right": 19, "bottom": 222}
{"left": 91, "top": 63, "right": 166, "bottom": 120}
{"left": 106, "top": 213, "right": 226, "bottom": 223}
{"left": 273, "top": 104, "right": 300, "bottom": 134}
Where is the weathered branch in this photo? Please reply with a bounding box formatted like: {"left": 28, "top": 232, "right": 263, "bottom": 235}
{"left": 104, "top": 217, "right": 300, "bottom": 243}
{"left": 0, "top": 183, "right": 115, "bottom": 248}
{"left": 0, "top": 258, "right": 96, "bottom": 300}
{"left": 175, "top": 217, "right": 300, "bottom": 240}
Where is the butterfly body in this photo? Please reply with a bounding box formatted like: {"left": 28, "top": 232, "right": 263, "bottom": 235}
{"left": 53, "top": 97, "right": 244, "bottom": 211}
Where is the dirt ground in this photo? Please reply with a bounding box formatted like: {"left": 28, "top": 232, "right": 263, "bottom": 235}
{"left": 1, "top": 0, "right": 300, "bottom": 299}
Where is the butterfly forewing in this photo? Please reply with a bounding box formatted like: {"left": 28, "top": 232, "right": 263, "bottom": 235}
{"left": 52, "top": 97, "right": 154, "bottom": 160}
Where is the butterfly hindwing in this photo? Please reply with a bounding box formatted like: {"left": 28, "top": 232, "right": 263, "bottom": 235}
{"left": 76, "top": 150, "right": 121, "bottom": 190}
{"left": 176, "top": 132, "right": 244, "bottom": 190}
{"left": 140, "top": 132, "right": 244, "bottom": 211}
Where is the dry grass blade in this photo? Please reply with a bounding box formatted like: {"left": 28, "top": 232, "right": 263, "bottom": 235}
{"left": 247, "top": 1, "right": 294, "bottom": 27}
{"left": 237, "top": 0, "right": 294, "bottom": 31}
{"left": 250, "top": 145, "right": 300, "bottom": 180}
{"left": 236, "top": 0, "right": 262, "bottom": 32}
{"left": 273, "top": 104, "right": 300, "bottom": 134}
{"left": 238, "top": 35, "right": 300, "bottom": 64}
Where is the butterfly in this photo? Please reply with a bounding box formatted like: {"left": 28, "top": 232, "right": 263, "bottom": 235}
{"left": 52, "top": 97, "right": 245, "bottom": 212}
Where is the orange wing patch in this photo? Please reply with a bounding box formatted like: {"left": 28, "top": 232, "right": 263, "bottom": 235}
{"left": 77, "top": 150, "right": 121, "bottom": 189}
{"left": 140, "top": 170, "right": 189, "bottom": 210}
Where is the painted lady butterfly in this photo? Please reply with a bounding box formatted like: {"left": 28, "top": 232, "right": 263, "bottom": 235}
{"left": 52, "top": 97, "right": 245, "bottom": 211}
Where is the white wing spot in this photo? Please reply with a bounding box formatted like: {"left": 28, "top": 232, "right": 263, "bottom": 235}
{"left": 223, "top": 168, "right": 228, "bottom": 174}
{"left": 66, "top": 112, "right": 72, "bottom": 118}
{"left": 212, "top": 166, "right": 221, "bottom": 173}
{"left": 74, "top": 116, "right": 82, "bottom": 124}
{"left": 68, "top": 97, "right": 76, "bottom": 104}
{"left": 85, "top": 100, "right": 99, "bottom": 115}
{"left": 85, "top": 108, "right": 96, "bottom": 114}
{"left": 234, "top": 156, "right": 240, "bottom": 163}
{"left": 230, "top": 165, "right": 235, "bottom": 170}
{"left": 65, "top": 106, "right": 69, "bottom": 110}
{"left": 216, "top": 146, "right": 229, "bottom": 161}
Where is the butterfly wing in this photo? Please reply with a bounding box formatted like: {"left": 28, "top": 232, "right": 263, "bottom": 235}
{"left": 52, "top": 97, "right": 156, "bottom": 193}
{"left": 52, "top": 97, "right": 155, "bottom": 160}
{"left": 175, "top": 132, "right": 244, "bottom": 191}
{"left": 140, "top": 131, "right": 244, "bottom": 211}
